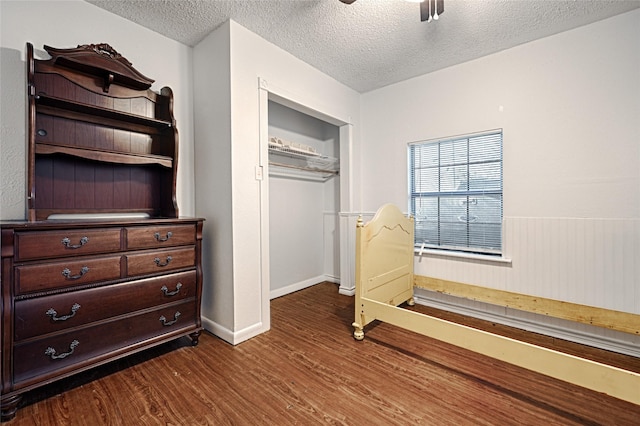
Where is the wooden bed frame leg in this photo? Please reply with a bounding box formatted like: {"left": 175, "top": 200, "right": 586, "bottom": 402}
{"left": 352, "top": 322, "right": 365, "bottom": 341}
{"left": 406, "top": 297, "right": 415, "bottom": 306}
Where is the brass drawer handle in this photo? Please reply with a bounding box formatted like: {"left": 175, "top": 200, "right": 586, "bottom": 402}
{"left": 45, "top": 340, "right": 79, "bottom": 360}
{"left": 46, "top": 303, "right": 81, "bottom": 322}
{"left": 154, "top": 231, "right": 172, "bottom": 242}
{"left": 61, "top": 236, "right": 89, "bottom": 249}
{"left": 160, "top": 282, "right": 182, "bottom": 297}
{"left": 154, "top": 256, "right": 172, "bottom": 267}
{"left": 62, "top": 266, "right": 89, "bottom": 280}
{"left": 159, "top": 311, "right": 181, "bottom": 326}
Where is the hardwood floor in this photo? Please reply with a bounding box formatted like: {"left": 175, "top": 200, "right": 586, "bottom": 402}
{"left": 6, "top": 282, "right": 639, "bottom": 425}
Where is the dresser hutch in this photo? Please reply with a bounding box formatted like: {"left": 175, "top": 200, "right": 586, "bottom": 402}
{"left": 0, "top": 43, "right": 204, "bottom": 420}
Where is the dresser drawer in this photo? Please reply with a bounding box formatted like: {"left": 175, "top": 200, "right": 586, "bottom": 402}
{"left": 15, "top": 228, "right": 122, "bottom": 261}
{"left": 126, "top": 224, "right": 195, "bottom": 249}
{"left": 13, "top": 300, "right": 198, "bottom": 386}
{"left": 126, "top": 247, "right": 195, "bottom": 276}
{"left": 14, "top": 270, "right": 198, "bottom": 341}
{"left": 15, "top": 255, "right": 122, "bottom": 295}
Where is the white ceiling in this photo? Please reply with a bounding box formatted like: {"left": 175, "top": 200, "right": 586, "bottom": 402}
{"left": 86, "top": 0, "right": 640, "bottom": 93}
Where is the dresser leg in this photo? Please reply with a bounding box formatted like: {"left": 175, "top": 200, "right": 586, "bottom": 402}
{"left": 189, "top": 330, "right": 202, "bottom": 346}
{"left": 1, "top": 394, "right": 22, "bottom": 421}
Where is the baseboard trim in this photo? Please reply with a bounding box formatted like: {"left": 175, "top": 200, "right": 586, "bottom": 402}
{"left": 413, "top": 292, "right": 640, "bottom": 358}
{"left": 339, "top": 285, "right": 355, "bottom": 296}
{"left": 201, "top": 316, "right": 267, "bottom": 346}
{"left": 270, "top": 275, "right": 334, "bottom": 300}
{"left": 324, "top": 274, "right": 340, "bottom": 284}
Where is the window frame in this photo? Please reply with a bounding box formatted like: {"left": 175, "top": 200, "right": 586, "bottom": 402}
{"left": 408, "top": 129, "right": 503, "bottom": 256}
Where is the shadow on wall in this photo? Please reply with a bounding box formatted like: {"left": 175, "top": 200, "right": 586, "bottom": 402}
{"left": 0, "top": 47, "right": 28, "bottom": 220}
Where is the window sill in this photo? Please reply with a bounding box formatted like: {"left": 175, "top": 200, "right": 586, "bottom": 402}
{"left": 414, "top": 248, "right": 512, "bottom": 265}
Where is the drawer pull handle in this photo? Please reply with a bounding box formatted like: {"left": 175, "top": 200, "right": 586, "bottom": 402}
{"left": 154, "top": 231, "right": 172, "bottom": 242}
{"left": 62, "top": 266, "right": 89, "bottom": 280}
{"left": 154, "top": 256, "right": 172, "bottom": 267}
{"left": 45, "top": 340, "right": 79, "bottom": 360}
{"left": 161, "top": 282, "right": 182, "bottom": 297}
{"left": 46, "top": 303, "right": 81, "bottom": 322}
{"left": 61, "top": 236, "right": 89, "bottom": 249}
{"left": 159, "top": 311, "right": 181, "bottom": 326}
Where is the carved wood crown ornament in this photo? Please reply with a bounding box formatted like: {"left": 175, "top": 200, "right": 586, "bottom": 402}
{"left": 42, "top": 43, "right": 155, "bottom": 91}
{"left": 80, "top": 43, "right": 132, "bottom": 66}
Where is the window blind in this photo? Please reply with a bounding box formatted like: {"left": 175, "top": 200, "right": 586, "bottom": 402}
{"left": 409, "top": 130, "right": 503, "bottom": 255}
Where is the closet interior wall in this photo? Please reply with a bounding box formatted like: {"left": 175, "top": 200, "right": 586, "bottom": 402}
{"left": 268, "top": 101, "right": 340, "bottom": 298}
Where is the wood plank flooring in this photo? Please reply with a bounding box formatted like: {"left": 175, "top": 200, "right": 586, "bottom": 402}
{"left": 6, "top": 282, "right": 639, "bottom": 425}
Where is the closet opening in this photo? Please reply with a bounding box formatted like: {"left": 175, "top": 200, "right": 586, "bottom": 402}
{"left": 258, "top": 82, "right": 353, "bottom": 335}
{"left": 267, "top": 100, "right": 341, "bottom": 299}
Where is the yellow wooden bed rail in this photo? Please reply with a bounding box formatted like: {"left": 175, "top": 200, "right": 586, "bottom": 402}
{"left": 414, "top": 275, "right": 639, "bottom": 336}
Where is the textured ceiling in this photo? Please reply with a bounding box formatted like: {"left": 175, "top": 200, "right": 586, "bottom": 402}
{"left": 86, "top": 0, "right": 640, "bottom": 93}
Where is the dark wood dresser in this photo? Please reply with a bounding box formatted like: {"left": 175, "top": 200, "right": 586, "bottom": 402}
{"left": 0, "top": 43, "right": 204, "bottom": 420}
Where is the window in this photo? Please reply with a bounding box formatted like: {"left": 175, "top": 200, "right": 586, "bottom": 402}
{"left": 409, "top": 130, "right": 503, "bottom": 255}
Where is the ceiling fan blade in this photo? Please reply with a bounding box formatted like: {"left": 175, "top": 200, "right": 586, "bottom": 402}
{"left": 436, "top": 0, "right": 444, "bottom": 16}
{"left": 339, "top": 0, "right": 357, "bottom": 4}
{"left": 420, "top": 1, "right": 430, "bottom": 22}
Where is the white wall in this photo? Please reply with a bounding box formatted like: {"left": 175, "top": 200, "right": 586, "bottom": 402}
{"left": 0, "top": 0, "right": 195, "bottom": 220}
{"left": 361, "top": 10, "right": 640, "bottom": 351}
{"left": 193, "top": 21, "right": 234, "bottom": 333}
{"left": 269, "top": 176, "right": 326, "bottom": 294}
{"left": 194, "top": 20, "right": 360, "bottom": 344}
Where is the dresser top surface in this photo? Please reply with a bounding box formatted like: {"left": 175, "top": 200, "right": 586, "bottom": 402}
{"left": 1, "top": 217, "right": 204, "bottom": 230}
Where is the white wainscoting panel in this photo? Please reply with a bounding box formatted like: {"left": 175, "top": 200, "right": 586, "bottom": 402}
{"left": 416, "top": 217, "right": 639, "bottom": 314}
{"left": 323, "top": 211, "right": 340, "bottom": 282}
{"left": 339, "top": 211, "right": 377, "bottom": 295}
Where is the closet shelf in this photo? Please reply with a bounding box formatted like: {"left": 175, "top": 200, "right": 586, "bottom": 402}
{"left": 269, "top": 163, "right": 338, "bottom": 182}
{"left": 268, "top": 146, "right": 339, "bottom": 182}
